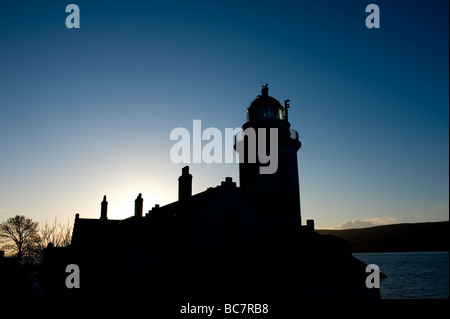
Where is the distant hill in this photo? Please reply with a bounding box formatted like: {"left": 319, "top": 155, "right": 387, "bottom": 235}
{"left": 316, "top": 221, "right": 449, "bottom": 252}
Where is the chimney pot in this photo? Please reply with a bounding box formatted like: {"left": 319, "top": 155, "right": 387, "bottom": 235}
{"left": 100, "top": 195, "right": 108, "bottom": 220}
{"left": 135, "top": 193, "right": 143, "bottom": 218}
{"left": 178, "top": 166, "right": 192, "bottom": 201}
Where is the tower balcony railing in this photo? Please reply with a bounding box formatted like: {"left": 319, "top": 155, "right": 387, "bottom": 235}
{"left": 289, "top": 129, "right": 300, "bottom": 142}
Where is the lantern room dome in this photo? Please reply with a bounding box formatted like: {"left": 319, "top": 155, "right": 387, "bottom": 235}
{"left": 247, "top": 85, "right": 284, "bottom": 122}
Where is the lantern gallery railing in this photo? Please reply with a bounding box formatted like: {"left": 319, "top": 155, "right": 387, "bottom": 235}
{"left": 290, "top": 129, "right": 300, "bottom": 142}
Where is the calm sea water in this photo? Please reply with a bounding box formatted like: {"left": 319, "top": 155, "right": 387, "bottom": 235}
{"left": 353, "top": 252, "right": 449, "bottom": 299}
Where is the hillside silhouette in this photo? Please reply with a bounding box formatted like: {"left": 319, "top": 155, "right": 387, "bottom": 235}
{"left": 317, "top": 221, "right": 449, "bottom": 252}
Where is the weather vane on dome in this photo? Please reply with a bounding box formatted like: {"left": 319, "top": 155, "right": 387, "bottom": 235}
{"left": 261, "top": 82, "right": 269, "bottom": 96}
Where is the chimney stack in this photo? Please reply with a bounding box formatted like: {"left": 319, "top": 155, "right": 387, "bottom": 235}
{"left": 100, "top": 195, "right": 108, "bottom": 220}
{"left": 178, "top": 166, "right": 192, "bottom": 201}
{"left": 135, "top": 193, "right": 143, "bottom": 218}
{"left": 306, "top": 219, "right": 315, "bottom": 231}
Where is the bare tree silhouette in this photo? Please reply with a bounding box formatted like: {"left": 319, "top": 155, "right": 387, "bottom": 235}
{"left": 0, "top": 215, "right": 40, "bottom": 264}
{"left": 39, "top": 217, "right": 72, "bottom": 249}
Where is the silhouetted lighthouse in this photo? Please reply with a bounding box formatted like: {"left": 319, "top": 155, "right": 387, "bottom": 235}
{"left": 235, "top": 84, "right": 302, "bottom": 226}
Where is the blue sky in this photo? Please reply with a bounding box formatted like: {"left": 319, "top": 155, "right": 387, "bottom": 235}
{"left": 0, "top": 0, "right": 448, "bottom": 229}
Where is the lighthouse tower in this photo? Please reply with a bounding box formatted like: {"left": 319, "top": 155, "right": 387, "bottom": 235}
{"left": 235, "top": 85, "right": 302, "bottom": 226}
